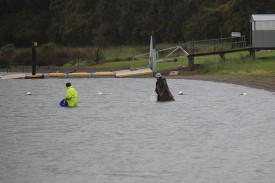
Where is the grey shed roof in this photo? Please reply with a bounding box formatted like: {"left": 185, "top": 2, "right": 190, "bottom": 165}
{"left": 250, "top": 14, "right": 275, "bottom": 22}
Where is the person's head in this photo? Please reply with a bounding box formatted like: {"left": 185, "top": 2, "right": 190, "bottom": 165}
{"left": 155, "top": 73, "right": 162, "bottom": 80}
{"left": 66, "top": 82, "right": 71, "bottom": 87}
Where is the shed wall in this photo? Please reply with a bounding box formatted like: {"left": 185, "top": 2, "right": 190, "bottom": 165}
{"left": 252, "top": 30, "right": 275, "bottom": 47}
{"left": 254, "top": 21, "right": 275, "bottom": 30}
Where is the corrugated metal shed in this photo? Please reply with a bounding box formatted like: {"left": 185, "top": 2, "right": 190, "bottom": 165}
{"left": 250, "top": 14, "right": 275, "bottom": 22}
{"left": 250, "top": 14, "right": 275, "bottom": 48}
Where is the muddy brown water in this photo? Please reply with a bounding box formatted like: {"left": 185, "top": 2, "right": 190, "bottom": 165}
{"left": 1, "top": 76, "right": 275, "bottom": 183}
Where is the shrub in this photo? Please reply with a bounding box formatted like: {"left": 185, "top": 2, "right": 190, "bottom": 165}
{"left": 37, "top": 49, "right": 68, "bottom": 66}
{"left": 0, "top": 43, "right": 15, "bottom": 58}
{"left": 40, "top": 42, "right": 58, "bottom": 51}
{"left": 0, "top": 57, "right": 9, "bottom": 68}
{"left": 12, "top": 50, "right": 32, "bottom": 65}
{"left": 0, "top": 44, "right": 15, "bottom": 68}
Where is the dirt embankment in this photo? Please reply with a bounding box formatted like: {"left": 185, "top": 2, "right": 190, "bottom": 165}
{"left": 162, "top": 67, "right": 275, "bottom": 93}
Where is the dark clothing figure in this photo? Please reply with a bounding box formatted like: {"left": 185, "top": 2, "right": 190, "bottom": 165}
{"left": 155, "top": 74, "right": 175, "bottom": 101}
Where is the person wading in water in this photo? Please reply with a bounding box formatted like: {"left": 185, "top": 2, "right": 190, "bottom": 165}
{"left": 64, "top": 82, "right": 78, "bottom": 107}
{"left": 155, "top": 73, "right": 175, "bottom": 101}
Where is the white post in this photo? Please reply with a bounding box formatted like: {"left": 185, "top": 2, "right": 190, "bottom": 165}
{"left": 152, "top": 47, "right": 157, "bottom": 75}
{"left": 149, "top": 36, "right": 153, "bottom": 70}
{"left": 149, "top": 35, "right": 157, "bottom": 75}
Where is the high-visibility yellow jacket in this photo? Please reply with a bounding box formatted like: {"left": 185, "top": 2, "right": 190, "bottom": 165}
{"left": 64, "top": 86, "right": 78, "bottom": 107}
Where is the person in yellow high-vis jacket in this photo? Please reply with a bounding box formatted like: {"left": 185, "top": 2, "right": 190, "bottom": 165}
{"left": 64, "top": 82, "right": 78, "bottom": 107}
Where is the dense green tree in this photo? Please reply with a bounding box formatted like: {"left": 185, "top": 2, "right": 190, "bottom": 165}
{"left": 0, "top": 0, "right": 50, "bottom": 47}
{"left": 48, "top": 0, "right": 98, "bottom": 45}
{"left": 0, "top": 0, "right": 274, "bottom": 47}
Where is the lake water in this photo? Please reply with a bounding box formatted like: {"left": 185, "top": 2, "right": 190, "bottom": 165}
{"left": 0, "top": 75, "right": 275, "bottom": 183}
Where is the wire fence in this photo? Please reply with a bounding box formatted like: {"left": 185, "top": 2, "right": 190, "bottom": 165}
{"left": 186, "top": 36, "right": 246, "bottom": 55}
{"left": 4, "top": 63, "right": 27, "bottom": 73}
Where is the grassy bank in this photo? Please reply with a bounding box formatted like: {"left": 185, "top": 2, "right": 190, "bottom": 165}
{"left": 196, "top": 50, "right": 275, "bottom": 82}
{"left": 1, "top": 43, "right": 175, "bottom": 69}
{"left": 90, "top": 48, "right": 275, "bottom": 82}
{"left": 1, "top": 43, "right": 274, "bottom": 82}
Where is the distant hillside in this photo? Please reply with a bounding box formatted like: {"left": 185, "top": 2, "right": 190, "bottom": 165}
{"left": 0, "top": 0, "right": 274, "bottom": 47}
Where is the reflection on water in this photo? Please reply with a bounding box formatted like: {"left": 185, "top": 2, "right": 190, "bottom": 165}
{"left": 0, "top": 77, "right": 275, "bottom": 183}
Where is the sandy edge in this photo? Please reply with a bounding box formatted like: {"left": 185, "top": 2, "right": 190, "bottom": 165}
{"left": 164, "top": 73, "right": 275, "bottom": 93}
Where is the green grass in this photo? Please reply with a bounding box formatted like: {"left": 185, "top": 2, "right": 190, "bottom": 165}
{"left": 53, "top": 44, "right": 274, "bottom": 80}
{"left": 198, "top": 50, "right": 275, "bottom": 77}
{"left": 6, "top": 43, "right": 274, "bottom": 80}
{"left": 156, "top": 57, "right": 189, "bottom": 70}
{"left": 63, "top": 60, "right": 92, "bottom": 68}
{"left": 83, "top": 47, "right": 275, "bottom": 79}
{"left": 84, "top": 43, "right": 186, "bottom": 70}
{"left": 91, "top": 59, "right": 148, "bottom": 70}
{"left": 101, "top": 45, "right": 146, "bottom": 61}
{"left": 89, "top": 54, "right": 190, "bottom": 71}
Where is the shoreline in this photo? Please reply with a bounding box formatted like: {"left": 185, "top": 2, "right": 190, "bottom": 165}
{"left": 161, "top": 68, "right": 275, "bottom": 92}
{"left": 1, "top": 66, "right": 274, "bottom": 92}
{"left": 165, "top": 74, "right": 275, "bottom": 93}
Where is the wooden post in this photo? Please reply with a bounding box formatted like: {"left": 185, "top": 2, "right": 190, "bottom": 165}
{"left": 32, "top": 42, "right": 37, "bottom": 75}
{"left": 188, "top": 55, "right": 194, "bottom": 67}
{"left": 220, "top": 53, "right": 225, "bottom": 61}
{"left": 249, "top": 49, "right": 255, "bottom": 58}
{"left": 95, "top": 47, "right": 100, "bottom": 64}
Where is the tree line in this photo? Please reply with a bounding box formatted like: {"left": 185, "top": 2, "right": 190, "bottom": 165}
{"left": 0, "top": 0, "right": 274, "bottom": 47}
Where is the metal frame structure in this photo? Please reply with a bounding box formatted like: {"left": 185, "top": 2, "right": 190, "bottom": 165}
{"left": 131, "top": 36, "right": 189, "bottom": 74}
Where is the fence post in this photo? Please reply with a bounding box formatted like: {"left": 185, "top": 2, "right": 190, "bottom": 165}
{"left": 249, "top": 49, "right": 255, "bottom": 58}
{"left": 243, "top": 35, "right": 246, "bottom": 48}
{"left": 188, "top": 55, "right": 194, "bottom": 67}
{"left": 220, "top": 53, "right": 225, "bottom": 61}
{"left": 32, "top": 42, "right": 37, "bottom": 75}
{"left": 187, "top": 42, "right": 191, "bottom": 54}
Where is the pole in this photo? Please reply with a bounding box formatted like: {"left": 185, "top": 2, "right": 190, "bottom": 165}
{"left": 153, "top": 48, "right": 157, "bottom": 75}
{"left": 32, "top": 42, "right": 37, "bottom": 75}
{"left": 152, "top": 32, "right": 157, "bottom": 75}
{"left": 149, "top": 36, "right": 153, "bottom": 70}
